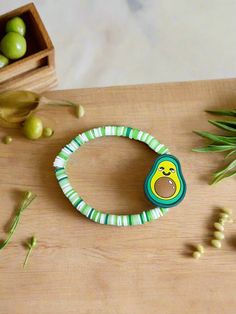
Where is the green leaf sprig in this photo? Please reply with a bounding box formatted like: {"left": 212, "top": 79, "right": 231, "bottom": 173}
{"left": 23, "top": 236, "right": 37, "bottom": 269}
{"left": 193, "top": 109, "right": 236, "bottom": 184}
{"left": 0, "top": 191, "right": 36, "bottom": 250}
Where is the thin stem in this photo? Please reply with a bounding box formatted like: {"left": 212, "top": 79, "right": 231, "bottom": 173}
{"left": 23, "top": 247, "right": 33, "bottom": 268}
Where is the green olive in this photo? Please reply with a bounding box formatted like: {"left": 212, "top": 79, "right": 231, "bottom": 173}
{"left": 0, "top": 54, "right": 9, "bottom": 68}
{"left": 0, "top": 32, "right": 27, "bottom": 60}
{"left": 6, "top": 17, "right": 26, "bottom": 37}
{"left": 43, "top": 127, "right": 54, "bottom": 138}
{"left": 23, "top": 116, "right": 43, "bottom": 140}
{"left": 2, "top": 135, "right": 12, "bottom": 144}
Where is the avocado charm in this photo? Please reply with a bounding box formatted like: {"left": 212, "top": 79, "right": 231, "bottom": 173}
{"left": 144, "top": 155, "right": 186, "bottom": 208}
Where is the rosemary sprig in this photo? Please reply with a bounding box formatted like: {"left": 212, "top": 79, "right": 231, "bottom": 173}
{"left": 23, "top": 236, "right": 37, "bottom": 268}
{"left": 0, "top": 191, "right": 36, "bottom": 250}
{"left": 193, "top": 108, "right": 236, "bottom": 184}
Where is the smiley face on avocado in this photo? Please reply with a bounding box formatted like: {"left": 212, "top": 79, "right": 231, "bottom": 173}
{"left": 144, "top": 155, "right": 186, "bottom": 208}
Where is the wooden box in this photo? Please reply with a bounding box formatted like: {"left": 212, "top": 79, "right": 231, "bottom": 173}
{"left": 0, "top": 3, "right": 57, "bottom": 92}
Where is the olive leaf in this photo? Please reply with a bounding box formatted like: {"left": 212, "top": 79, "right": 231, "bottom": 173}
{"left": 193, "top": 108, "right": 236, "bottom": 184}
{"left": 192, "top": 144, "right": 236, "bottom": 153}
{"left": 208, "top": 120, "right": 236, "bottom": 132}
{"left": 224, "top": 149, "right": 236, "bottom": 159}
{"left": 210, "top": 159, "right": 236, "bottom": 184}
{"left": 0, "top": 90, "right": 83, "bottom": 128}
{"left": 193, "top": 131, "right": 236, "bottom": 144}
{"left": 206, "top": 109, "right": 236, "bottom": 117}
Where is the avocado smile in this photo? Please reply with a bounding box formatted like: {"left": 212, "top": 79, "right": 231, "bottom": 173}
{"left": 162, "top": 171, "right": 171, "bottom": 176}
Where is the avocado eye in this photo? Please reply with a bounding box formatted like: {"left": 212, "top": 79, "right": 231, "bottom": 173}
{"left": 159, "top": 166, "right": 164, "bottom": 171}
{"left": 169, "top": 168, "right": 175, "bottom": 173}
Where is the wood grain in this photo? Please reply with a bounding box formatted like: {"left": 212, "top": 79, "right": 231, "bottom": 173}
{"left": 0, "top": 79, "right": 236, "bottom": 314}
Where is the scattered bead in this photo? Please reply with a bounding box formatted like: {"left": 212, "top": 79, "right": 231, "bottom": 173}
{"left": 213, "top": 231, "right": 224, "bottom": 240}
{"left": 196, "top": 244, "right": 204, "bottom": 254}
{"left": 227, "top": 218, "right": 234, "bottom": 223}
{"left": 24, "top": 191, "right": 33, "bottom": 199}
{"left": 221, "top": 207, "right": 232, "bottom": 215}
{"left": 193, "top": 251, "right": 201, "bottom": 259}
{"left": 219, "top": 212, "right": 229, "bottom": 220}
{"left": 214, "top": 222, "right": 224, "bottom": 232}
{"left": 43, "top": 127, "right": 54, "bottom": 138}
{"left": 218, "top": 218, "right": 226, "bottom": 225}
{"left": 2, "top": 135, "right": 12, "bottom": 144}
{"left": 76, "top": 104, "right": 85, "bottom": 118}
{"left": 211, "top": 239, "right": 221, "bottom": 249}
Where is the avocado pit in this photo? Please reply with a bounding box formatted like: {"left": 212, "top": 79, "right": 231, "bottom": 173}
{"left": 154, "top": 177, "right": 176, "bottom": 198}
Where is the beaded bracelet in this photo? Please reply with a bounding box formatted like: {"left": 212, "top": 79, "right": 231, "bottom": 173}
{"left": 53, "top": 126, "right": 186, "bottom": 226}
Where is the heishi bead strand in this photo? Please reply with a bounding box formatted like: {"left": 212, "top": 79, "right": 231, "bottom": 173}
{"left": 53, "top": 126, "right": 170, "bottom": 226}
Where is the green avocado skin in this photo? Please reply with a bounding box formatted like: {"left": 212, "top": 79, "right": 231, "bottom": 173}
{"left": 144, "top": 154, "right": 186, "bottom": 208}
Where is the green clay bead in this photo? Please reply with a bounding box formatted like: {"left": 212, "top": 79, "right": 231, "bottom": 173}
{"left": 213, "top": 231, "right": 224, "bottom": 240}
{"left": 43, "top": 127, "right": 54, "bottom": 138}
{"left": 214, "top": 222, "right": 224, "bottom": 232}
{"left": 211, "top": 239, "right": 221, "bottom": 249}
{"left": 193, "top": 251, "right": 201, "bottom": 259}
{"left": 2, "top": 135, "right": 12, "bottom": 144}
{"left": 219, "top": 212, "right": 229, "bottom": 220}
{"left": 222, "top": 207, "right": 232, "bottom": 215}
{"left": 196, "top": 244, "right": 204, "bottom": 254}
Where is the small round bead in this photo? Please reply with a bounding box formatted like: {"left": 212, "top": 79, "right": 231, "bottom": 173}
{"left": 2, "top": 135, "right": 12, "bottom": 144}
{"left": 221, "top": 207, "right": 232, "bottom": 215}
{"left": 227, "top": 218, "right": 234, "bottom": 223}
{"left": 214, "top": 222, "right": 224, "bottom": 232}
{"left": 213, "top": 231, "right": 224, "bottom": 240}
{"left": 196, "top": 244, "right": 204, "bottom": 254}
{"left": 219, "top": 212, "right": 229, "bottom": 220}
{"left": 43, "top": 127, "right": 54, "bottom": 138}
{"left": 193, "top": 251, "right": 201, "bottom": 259}
{"left": 211, "top": 239, "right": 221, "bottom": 249}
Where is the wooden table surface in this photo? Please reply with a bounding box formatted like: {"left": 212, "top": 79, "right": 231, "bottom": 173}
{"left": 0, "top": 79, "right": 236, "bottom": 314}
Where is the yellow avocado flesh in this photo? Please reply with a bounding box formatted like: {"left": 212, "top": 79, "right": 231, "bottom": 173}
{"left": 150, "top": 160, "right": 181, "bottom": 200}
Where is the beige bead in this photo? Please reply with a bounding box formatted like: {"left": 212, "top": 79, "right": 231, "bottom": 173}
{"left": 211, "top": 239, "right": 221, "bottom": 249}
{"left": 219, "top": 212, "right": 229, "bottom": 220}
{"left": 227, "top": 218, "right": 234, "bottom": 223}
{"left": 214, "top": 231, "right": 224, "bottom": 240}
{"left": 193, "top": 251, "right": 201, "bottom": 259}
{"left": 196, "top": 244, "right": 204, "bottom": 254}
{"left": 218, "top": 218, "right": 226, "bottom": 225}
{"left": 76, "top": 104, "right": 85, "bottom": 118}
{"left": 221, "top": 207, "right": 232, "bottom": 215}
{"left": 214, "top": 222, "right": 224, "bottom": 232}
